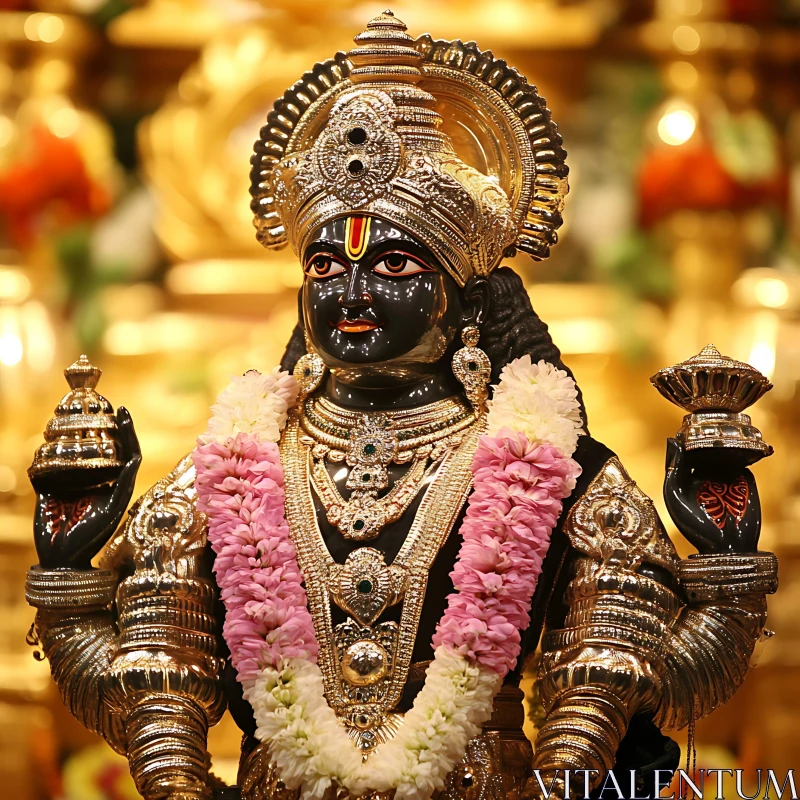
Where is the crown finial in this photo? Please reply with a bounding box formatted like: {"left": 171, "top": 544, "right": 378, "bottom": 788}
{"left": 65, "top": 354, "right": 102, "bottom": 390}
{"left": 699, "top": 343, "right": 721, "bottom": 358}
{"left": 349, "top": 11, "right": 424, "bottom": 85}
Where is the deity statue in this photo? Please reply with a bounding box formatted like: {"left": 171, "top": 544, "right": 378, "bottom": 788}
{"left": 25, "top": 12, "right": 778, "bottom": 800}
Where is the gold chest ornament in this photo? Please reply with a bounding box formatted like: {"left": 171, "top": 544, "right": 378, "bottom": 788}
{"left": 280, "top": 401, "right": 485, "bottom": 753}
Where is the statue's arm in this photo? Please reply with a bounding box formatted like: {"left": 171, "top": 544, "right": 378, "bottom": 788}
{"left": 26, "top": 567, "right": 126, "bottom": 750}
{"left": 530, "top": 456, "right": 777, "bottom": 795}
{"left": 653, "top": 550, "right": 776, "bottom": 729}
{"left": 25, "top": 405, "right": 140, "bottom": 753}
{"left": 103, "top": 456, "right": 226, "bottom": 799}
{"left": 27, "top": 456, "right": 226, "bottom": 800}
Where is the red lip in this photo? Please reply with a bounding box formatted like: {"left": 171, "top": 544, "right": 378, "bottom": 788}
{"left": 334, "top": 319, "right": 380, "bottom": 333}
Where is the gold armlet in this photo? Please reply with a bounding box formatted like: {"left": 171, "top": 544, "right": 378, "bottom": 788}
{"left": 654, "top": 552, "right": 776, "bottom": 730}
{"left": 679, "top": 551, "right": 778, "bottom": 602}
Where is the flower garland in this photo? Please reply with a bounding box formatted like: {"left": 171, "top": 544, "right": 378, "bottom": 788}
{"left": 193, "top": 358, "right": 582, "bottom": 800}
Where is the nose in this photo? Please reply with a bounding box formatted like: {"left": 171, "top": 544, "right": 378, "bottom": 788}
{"left": 339, "top": 291, "right": 373, "bottom": 308}
{"left": 339, "top": 266, "right": 373, "bottom": 309}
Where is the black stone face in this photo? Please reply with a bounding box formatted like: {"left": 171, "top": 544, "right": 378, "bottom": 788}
{"left": 301, "top": 216, "right": 464, "bottom": 381}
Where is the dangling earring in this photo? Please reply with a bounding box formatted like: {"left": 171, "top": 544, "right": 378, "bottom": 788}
{"left": 294, "top": 352, "right": 326, "bottom": 399}
{"left": 452, "top": 325, "right": 491, "bottom": 411}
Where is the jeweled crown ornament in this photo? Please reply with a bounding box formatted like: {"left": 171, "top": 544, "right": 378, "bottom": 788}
{"left": 651, "top": 344, "right": 773, "bottom": 464}
{"left": 251, "top": 9, "right": 568, "bottom": 285}
{"left": 28, "top": 355, "right": 123, "bottom": 489}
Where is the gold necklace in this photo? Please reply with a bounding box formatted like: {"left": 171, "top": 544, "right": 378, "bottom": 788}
{"left": 311, "top": 455, "right": 433, "bottom": 542}
{"left": 279, "top": 410, "right": 485, "bottom": 754}
{"left": 302, "top": 395, "right": 476, "bottom": 455}
{"left": 301, "top": 397, "right": 475, "bottom": 541}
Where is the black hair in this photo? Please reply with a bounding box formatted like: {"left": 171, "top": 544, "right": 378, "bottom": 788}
{"left": 279, "top": 265, "right": 588, "bottom": 430}
{"left": 280, "top": 318, "right": 306, "bottom": 375}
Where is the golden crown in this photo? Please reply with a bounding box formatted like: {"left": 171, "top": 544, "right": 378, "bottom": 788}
{"left": 250, "top": 10, "right": 568, "bottom": 286}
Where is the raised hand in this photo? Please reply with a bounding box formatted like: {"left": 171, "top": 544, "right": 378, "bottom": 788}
{"left": 32, "top": 407, "right": 141, "bottom": 569}
{"left": 663, "top": 437, "right": 761, "bottom": 555}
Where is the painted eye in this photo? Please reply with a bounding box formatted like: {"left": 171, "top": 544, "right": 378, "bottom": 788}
{"left": 372, "top": 252, "right": 435, "bottom": 277}
{"left": 304, "top": 255, "right": 346, "bottom": 279}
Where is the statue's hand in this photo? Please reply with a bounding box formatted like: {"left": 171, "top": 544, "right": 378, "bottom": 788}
{"left": 663, "top": 437, "right": 761, "bottom": 555}
{"left": 32, "top": 407, "right": 141, "bottom": 569}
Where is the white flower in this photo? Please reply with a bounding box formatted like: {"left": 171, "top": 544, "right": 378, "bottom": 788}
{"left": 246, "top": 660, "right": 361, "bottom": 800}
{"left": 202, "top": 367, "right": 299, "bottom": 444}
{"left": 243, "top": 649, "right": 500, "bottom": 800}
{"left": 365, "top": 648, "right": 500, "bottom": 800}
{"left": 487, "top": 355, "right": 584, "bottom": 456}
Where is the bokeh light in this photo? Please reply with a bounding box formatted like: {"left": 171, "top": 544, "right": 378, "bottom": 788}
{"left": 657, "top": 107, "right": 697, "bottom": 145}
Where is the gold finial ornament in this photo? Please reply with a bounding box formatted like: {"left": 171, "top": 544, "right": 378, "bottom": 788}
{"left": 651, "top": 345, "right": 773, "bottom": 462}
{"left": 251, "top": 11, "right": 568, "bottom": 285}
{"left": 28, "top": 355, "right": 123, "bottom": 489}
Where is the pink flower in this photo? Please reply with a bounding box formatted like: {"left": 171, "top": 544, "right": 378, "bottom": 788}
{"left": 433, "top": 432, "right": 580, "bottom": 677}
{"left": 193, "top": 434, "right": 318, "bottom": 682}
{"left": 196, "top": 397, "right": 581, "bottom": 689}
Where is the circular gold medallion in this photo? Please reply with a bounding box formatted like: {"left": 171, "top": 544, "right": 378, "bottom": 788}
{"left": 340, "top": 640, "right": 389, "bottom": 686}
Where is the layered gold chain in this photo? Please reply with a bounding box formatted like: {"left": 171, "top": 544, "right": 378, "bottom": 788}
{"left": 280, "top": 401, "right": 485, "bottom": 754}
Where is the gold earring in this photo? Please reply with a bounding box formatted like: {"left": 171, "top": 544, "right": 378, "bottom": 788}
{"left": 452, "top": 325, "right": 491, "bottom": 411}
{"left": 294, "top": 352, "right": 326, "bottom": 399}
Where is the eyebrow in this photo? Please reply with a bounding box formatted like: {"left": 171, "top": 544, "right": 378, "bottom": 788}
{"left": 303, "top": 241, "right": 347, "bottom": 262}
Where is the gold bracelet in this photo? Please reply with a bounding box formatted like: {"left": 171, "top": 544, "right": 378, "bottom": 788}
{"left": 680, "top": 551, "right": 778, "bottom": 601}
{"left": 26, "top": 567, "right": 118, "bottom": 610}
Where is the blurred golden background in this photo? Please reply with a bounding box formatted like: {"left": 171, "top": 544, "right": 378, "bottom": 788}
{"left": 0, "top": 0, "right": 798, "bottom": 797}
